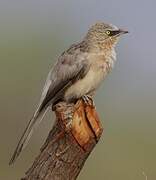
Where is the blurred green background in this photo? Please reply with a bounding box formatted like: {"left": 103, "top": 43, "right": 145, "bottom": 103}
{"left": 0, "top": 0, "right": 156, "bottom": 179}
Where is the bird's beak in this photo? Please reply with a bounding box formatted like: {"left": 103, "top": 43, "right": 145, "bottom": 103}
{"left": 118, "top": 29, "right": 129, "bottom": 34}
{"left": 111, "top": 29, "right": 129, "bottom": 37}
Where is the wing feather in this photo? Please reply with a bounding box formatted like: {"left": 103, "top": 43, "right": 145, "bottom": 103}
{"left": 37, "top": 47, "right": 89, "bottom": 112}
{"left": 9, "top": 43, "right": 89, "bottom": 164}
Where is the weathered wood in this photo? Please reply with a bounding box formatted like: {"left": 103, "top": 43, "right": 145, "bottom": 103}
{"left": 22, "top": 100, "right": 103, "bottom": 180}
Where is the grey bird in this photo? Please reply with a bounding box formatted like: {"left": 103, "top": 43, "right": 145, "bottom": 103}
{"left": 9, "top": 22, "right": 128, "bottom": 165}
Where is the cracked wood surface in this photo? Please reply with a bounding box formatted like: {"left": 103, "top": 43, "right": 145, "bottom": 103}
{"left": 22, "top": 100, "right": 103, "bottom": 180}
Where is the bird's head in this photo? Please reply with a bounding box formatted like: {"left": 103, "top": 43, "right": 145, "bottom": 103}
{"left": 85, "top": 22, "right": 128, "bottom": 51}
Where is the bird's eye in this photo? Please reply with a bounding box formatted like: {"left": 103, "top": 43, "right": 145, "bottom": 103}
{"left": 106, "top": 30, "right": 111, "bottom": 35}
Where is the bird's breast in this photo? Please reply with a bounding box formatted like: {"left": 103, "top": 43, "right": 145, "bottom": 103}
{"left": 64, "top": 50, "right": 116, "bottom": 101}
{"left": 64, "top": 62, "right": 108, "bottom": 100}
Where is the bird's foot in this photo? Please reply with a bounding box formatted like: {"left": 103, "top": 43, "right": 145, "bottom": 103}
{"left": 82, "top": 95, "right": 95, "bottom": 107}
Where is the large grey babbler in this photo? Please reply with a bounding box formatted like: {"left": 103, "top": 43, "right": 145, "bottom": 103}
{"left": 9, "top": 22, "right": 128, "bottom": 165}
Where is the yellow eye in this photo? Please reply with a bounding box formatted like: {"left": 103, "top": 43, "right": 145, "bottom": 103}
{"left": 106, "top": 30, "right": 111, "bottom": 35}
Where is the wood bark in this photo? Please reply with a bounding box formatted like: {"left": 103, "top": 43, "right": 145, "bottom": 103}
{"left": 22, "top": 100, "right": 103, "bottom": 180}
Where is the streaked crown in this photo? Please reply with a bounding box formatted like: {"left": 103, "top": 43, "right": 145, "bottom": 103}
{"left": 85, "top": 22, "right": 128, "bottom": 49}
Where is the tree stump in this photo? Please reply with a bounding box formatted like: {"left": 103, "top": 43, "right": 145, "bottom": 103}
{"left": 22, "top": 99, "right": 103, "bottom": 180}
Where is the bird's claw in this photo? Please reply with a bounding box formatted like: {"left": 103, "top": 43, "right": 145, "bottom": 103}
{"left": 82, "top": 95, "right": 95, "bottom": 107}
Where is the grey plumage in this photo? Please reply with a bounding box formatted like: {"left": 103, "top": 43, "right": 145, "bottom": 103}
{"left": 9, "top": 22, "right": 128, "bottom": 165}
{"left": 9, "top": 43, "right": 89, "bottom": 165}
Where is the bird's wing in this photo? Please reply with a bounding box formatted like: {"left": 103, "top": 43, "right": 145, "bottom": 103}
{"left": 37, "top": 47, "right": 89, "bottom": 113}
{"left": 9, "top": 45, "right": 89, "bottom": 165}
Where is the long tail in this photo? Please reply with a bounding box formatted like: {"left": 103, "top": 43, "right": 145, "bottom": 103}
{"left": 9, "top": 107, "right": 48, "bottom": 165}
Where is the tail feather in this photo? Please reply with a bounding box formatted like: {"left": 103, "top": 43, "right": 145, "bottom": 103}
{"left": 9, "top": 108, "right": 48, "bottom": 165}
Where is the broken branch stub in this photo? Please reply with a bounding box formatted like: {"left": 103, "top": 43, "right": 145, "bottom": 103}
{"left": 22, "top": 100, "right": 103, "bottom": 180}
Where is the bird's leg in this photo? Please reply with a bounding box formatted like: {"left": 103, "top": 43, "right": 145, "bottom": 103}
{"left": 82, "top": 95, "right": 95, "bottom": 107}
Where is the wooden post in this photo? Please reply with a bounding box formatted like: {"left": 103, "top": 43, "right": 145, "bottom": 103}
{"left": 21, "top": 100, "right": 103, "bottom": 180}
